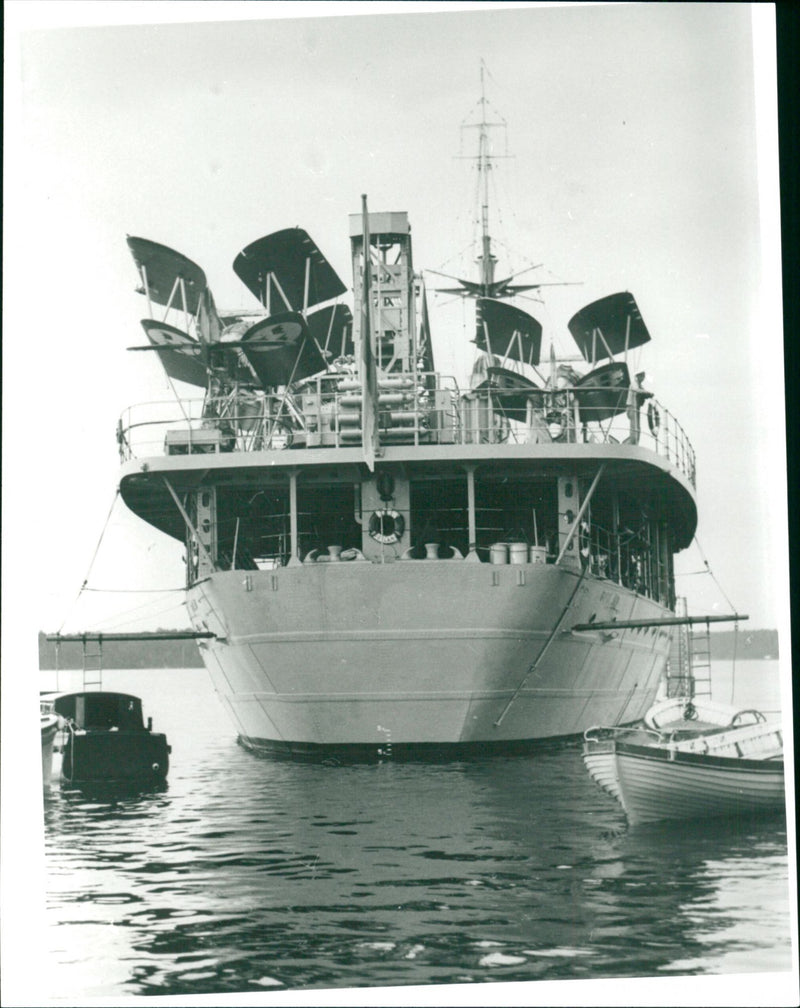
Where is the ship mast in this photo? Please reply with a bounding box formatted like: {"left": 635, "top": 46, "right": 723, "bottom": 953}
{"left": 460, "top": 62, "right": 510, "bottom": 295}
{"left": 430, "top": 66, "right": 558, "bottom": 303}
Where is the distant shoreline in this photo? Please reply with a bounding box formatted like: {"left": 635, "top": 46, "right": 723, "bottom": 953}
{"left": 38, "top": 628, "right": 779, "bottom": 669}
{"left": 38, "top": 631, "right": 204, "bottom": 669}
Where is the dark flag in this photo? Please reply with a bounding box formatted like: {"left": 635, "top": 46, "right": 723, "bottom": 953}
{"left": 360, "top": 195, "right": 379, "bottom": 471}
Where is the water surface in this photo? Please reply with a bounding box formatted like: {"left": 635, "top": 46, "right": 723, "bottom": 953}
{"left": 38, "top": 661, "right": 794, "bottom": 1002}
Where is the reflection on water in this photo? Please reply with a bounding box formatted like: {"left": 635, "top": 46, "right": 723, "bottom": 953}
{"left": 40, "top": 666, "right": 794, "bottom": 1001}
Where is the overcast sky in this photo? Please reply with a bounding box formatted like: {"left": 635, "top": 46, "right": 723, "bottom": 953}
{"left": 4, "top": 4, "right": 786, "bottom": 639}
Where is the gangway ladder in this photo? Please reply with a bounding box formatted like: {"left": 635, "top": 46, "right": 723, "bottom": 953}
{"left": 81, "top": 635, "right": 104, "bottom": 691}
{"left": 689, "top": 618, "right": 713, "bottom": 699}
{"left": 664, "top": 597, "right": 692, "bottom": 699}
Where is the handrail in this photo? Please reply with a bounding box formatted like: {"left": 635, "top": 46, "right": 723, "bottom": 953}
{"left": 583, "top": 724, "right": 666, "bottom": 744}
{"left": 116, "top": 372, "right": 696, "bottom": 487}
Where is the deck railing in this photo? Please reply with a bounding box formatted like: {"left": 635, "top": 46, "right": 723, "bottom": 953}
{"left": 117, "top": 372, "right": 696, "bottom": 487}
{"left": 168, "top": 505, "right": 671, "bottom": 601}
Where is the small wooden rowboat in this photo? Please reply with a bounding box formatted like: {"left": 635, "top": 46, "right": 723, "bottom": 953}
{"left": 583, "top": 708, "right": 784, "bottom": 826}
{"left": 40, "top": 712, "right": 59, "bottom": 787}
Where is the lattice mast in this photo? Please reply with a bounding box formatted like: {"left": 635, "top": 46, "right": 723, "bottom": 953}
{"left": 350, "top": 211, "right": 414, "bottom": 373}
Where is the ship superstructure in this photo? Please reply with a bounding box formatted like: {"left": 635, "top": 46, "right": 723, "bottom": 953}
{"left": 117, "top": 91, "right": 698, "bottom": 758}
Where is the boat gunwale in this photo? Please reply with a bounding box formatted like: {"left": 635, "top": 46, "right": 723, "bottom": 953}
{"left": 615, "top": 739, "right": 784, "bottom": 772}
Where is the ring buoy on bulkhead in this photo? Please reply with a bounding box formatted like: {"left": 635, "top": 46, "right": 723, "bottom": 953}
{"left": 647, "top": 402, "right": 660, "bottom": 436}
{"left": 368, "top": 508, "right": 405, "bottom": 545}
{"left": 578, "top": 519, "right": 591, "bottom": 559}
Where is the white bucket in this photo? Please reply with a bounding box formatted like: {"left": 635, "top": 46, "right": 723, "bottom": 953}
{"left": 253, "top": 557, "right": 280, "bottom": 570}
{"left": 508, "top": 542, "right": 529, "bottom": 565}
{"left": 529, "top": 545, "right": 547, "bottom": 565}
{"left": 490, "top": 543, "right": 509, "bottom": 565}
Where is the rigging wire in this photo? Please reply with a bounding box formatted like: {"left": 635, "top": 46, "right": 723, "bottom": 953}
{"left": 69, "top": 591, "right": 184, "bottom": 626}
{"left": 433, "top": 240, "right": 477, "bottom": 275}
{"left": 77, "top": 593, "right": 190, "bottom": 634}
{"left": 691, "top": 535, "right": 738, "bottom": 612}
{"left": 470, "top": 154, "right": 482, "bottom": 259}
{"left": 689, "top": 534, "right": 741, "bottom": 702}
{"left": 57, "top": 488, "right": 121, "bottom": 634}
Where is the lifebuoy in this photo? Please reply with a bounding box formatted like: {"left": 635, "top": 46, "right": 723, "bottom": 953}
{"left": 647, "top": 402, "right": 660, "bottom": 435}
{"left": 578, "top": 519, "right": 591, "bottom": 558}
{"left": 368, "top": 509, "right": 405, "bottom": 545}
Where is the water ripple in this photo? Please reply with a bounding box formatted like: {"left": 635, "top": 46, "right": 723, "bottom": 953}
{"left": 40, "top": 668, "right": 793, "bottom": 999}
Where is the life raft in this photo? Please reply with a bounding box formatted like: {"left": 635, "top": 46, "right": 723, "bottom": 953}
{"left": 368, "top": 509, "right": 405, "bottom": 545}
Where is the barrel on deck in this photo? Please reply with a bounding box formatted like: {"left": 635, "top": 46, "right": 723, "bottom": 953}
{"left": 509, "top": 542, "right": 529, "bottom": 564}
{"left": 490, "top": 543, "right": 509, "bottom": 564}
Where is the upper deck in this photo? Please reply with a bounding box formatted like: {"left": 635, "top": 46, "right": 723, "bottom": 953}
{"left": 119, "top": 214, "right": 699, "bottom": 581}
{"left": 118, "top": 367, "right": 698, "bottom": 563}
{"left": 118, "top": 368, "right": 696, "bottom": 488}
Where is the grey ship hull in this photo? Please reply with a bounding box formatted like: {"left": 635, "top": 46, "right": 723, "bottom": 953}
{"left": 189, "top": 560, "right": 671, "bottom": 757}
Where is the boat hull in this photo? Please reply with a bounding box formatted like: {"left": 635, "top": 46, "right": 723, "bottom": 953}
{"left": 61, "top": 731, "right": 170, "bottom": 785}
{"left": 189, "top": 561, "right": 671, "bottom": 756}
{"left": 41, "top": 715, "right": 59, "bottom": 787}
{"left": 615, "top": 743, "right": 785, "bottom": 825}
{"left": 583, "top": 739, "right": 624, "bottom": 803}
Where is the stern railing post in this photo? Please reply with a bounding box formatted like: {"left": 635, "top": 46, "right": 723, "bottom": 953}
{"left": 288, "top": 468, "right": 301, "bottom": 566}
{"left": 465, "top": 464, "right": 479, "bottom": 561}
